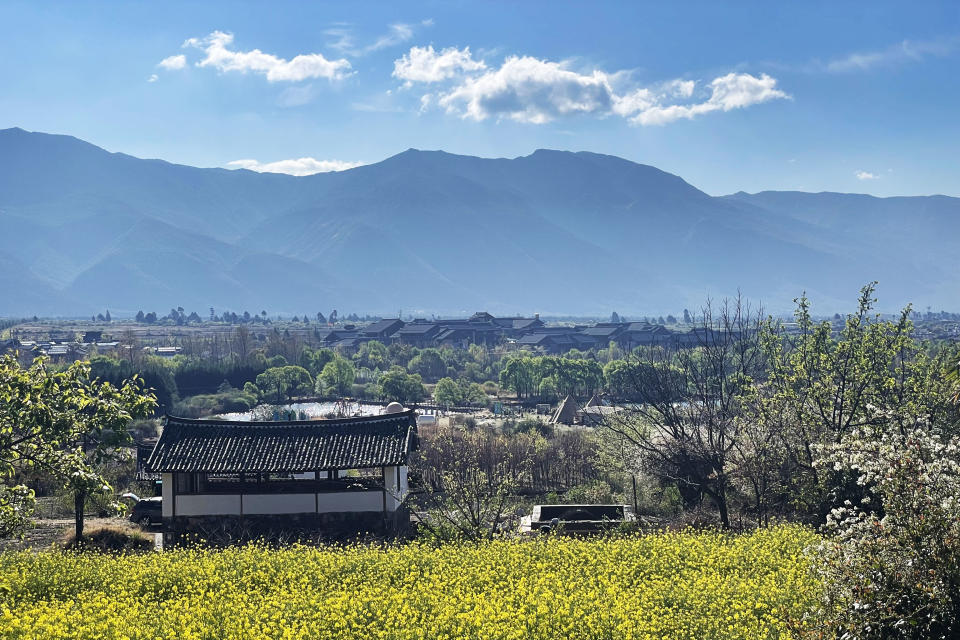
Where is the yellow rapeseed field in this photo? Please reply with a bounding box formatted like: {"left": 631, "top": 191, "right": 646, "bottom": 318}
{"left": 0, "top": 525, "right": 820, "bottom": 640}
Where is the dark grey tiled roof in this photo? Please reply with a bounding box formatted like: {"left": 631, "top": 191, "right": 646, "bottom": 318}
{"left": 146, "top": 411, "right": 417, "bottom": 473}
{"left": 363, "top": 319, "right": 404, "bottom": 336}
{"left": 397, "top": 323, "right": 440, "bottom": 335}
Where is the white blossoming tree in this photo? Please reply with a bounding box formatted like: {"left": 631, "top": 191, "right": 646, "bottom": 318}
{"left": 816, "top": 420, "right": 960, "bottom": 638}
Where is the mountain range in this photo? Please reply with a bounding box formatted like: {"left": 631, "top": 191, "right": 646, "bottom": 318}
{"left": 1, "top": 126, "right": 957, "bottom": 317}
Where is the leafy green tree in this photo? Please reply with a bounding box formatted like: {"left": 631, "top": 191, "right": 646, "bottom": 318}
{"left": 89, "top": 355, "right": 177, "bottom": 415}
{"left": 318, "top": 357, "right": 356, "bottom": 397}
{"left": 299, "top": 347, "right": 335, "bottom": 378}
{"left": 604, "top": 360, "right": 633, "bottom": 398}
{"left": 379, "top": 367, "right": 426, "bottom": 405}
{"left": 354, "top": 341, "right": 388, "bottom": 370}
{"left": 458, "top": 380, "right": 489, "bottom": 407}
{"left": 747, "top": 283, "right": 957, "bottom": 519}
{"left": 408, "top": 349, "right": 447, "bottom": 382}
{"left": 499, "top": 356, "right": 537, "bottom": 399}
{"left": 0, "top": 356, "right": 156, "bottom": 538}
{"left": 537, "top": 376, "right": 558, "bottom": 401}
{"left": 434, "top": 377, "right": 461, "bottom": 409}
{"left": 255, "top": 366, "right": 313, "bottom": 403}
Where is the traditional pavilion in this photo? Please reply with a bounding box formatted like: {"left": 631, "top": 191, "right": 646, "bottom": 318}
{"left": 145, "top": 407, "right": 418, "bottom": 543}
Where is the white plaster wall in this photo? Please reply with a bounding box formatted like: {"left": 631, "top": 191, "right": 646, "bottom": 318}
{"left": 169, "top": 489, "right": 390, "bottom": 516}
{"left": 161, "top": 473, "right": 174, "bottom": 517}
{"left": 176, "top": 494, "right": 242, "bottom": 516}
{"left": 317, "top": 491, "right": 384, "bottom": 513}
{"left": 243, "top": 493, "right": 316, "bottom": 515}
{"left": 399, "top": 466, "right": 408, "bottom": 501}
{"left": 383, "top": 466, "right": 399, "bottom": 510}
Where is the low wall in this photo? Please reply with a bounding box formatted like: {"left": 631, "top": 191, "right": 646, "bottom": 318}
{"left": 162, "top": 506, "right": 410, "bottom": 547}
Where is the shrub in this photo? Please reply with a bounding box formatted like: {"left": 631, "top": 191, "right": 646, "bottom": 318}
{"left": 816, "top": 421, "right": 960, "bottom": 638}
{"left": 60, "top": 525, "right": 154, "bottom": 554}
{"left": 565, "top": 480, "right": 615, "bottom": 504}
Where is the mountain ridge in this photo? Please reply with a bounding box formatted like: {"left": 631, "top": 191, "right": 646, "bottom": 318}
{"left": 1, "top": 127, "right": 957, "bottom": 316}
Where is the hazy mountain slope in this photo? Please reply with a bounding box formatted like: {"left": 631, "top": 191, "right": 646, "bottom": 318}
{"left": 246, "top": 150, "right": 671, "bottom": 311}
{"left": 0, "top": 127, "right": 309, "bottom": 239}
{"left": 1, "top": 127, "right": 958, "bottom": 316}
{"left": 0, "top": 253, "right": 75, "bottom": 317}
{"left": 724, "top": 191, "right": 960, "bottom": 310}
{"left": 249, "top": 148, "right": 851, "bottom": 311}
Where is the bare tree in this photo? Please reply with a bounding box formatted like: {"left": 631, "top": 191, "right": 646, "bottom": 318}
{"left": 412, "top": 425, "right": 531, "bottom": 541}
{"left": 233, "top": 325, "right": 251, "bottom": 362}
{"left": 604, "top": 295, "right": 763, "bottom": 529}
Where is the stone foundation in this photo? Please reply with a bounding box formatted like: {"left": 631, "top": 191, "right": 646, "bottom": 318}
{"left": 162, "top": 507, "right": 411, "bottom": 547}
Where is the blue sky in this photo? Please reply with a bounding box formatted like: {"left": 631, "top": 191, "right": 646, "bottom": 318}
{"left": 1, "top": 1, "right": 957, "bottom": 196}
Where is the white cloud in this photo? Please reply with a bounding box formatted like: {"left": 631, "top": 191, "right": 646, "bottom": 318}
{"left": 366, "top": 23, "right": 415, "bottom": 53}
{"left": 183, "top": 31, "right": 352, "bottom": 82}
{"left": 825, "top": 37, "right": 958, "bottom": 73}
{"left": 148, "top": 74, "right": 158, "bottom": 83}
{"left": 630, "top": 73, "right": 788, "bottom": 125}
{"left": 323, "top": 26, "right": 356, "bottom": 55}
{"left": 158, "top": 54, "right": 187, "bottom": 70}
{"left": 327, "top": 20, "right": 430, "bottom": 57}
{"left": 855, "top": 170, "right": 879, "bottom": 180}
{"left": 437, "top": 56, "right": 616, "bottom": 123}
{"left": 611, "top": 87, "right": 655, "bottom": 117}
{"left": 400, "top": 47, "right": 788, "bottom": 126}
{"left": 419, "top": 93, "right": 434, "bottom": 112}
{"left": 708, "top": 73, "right": 787, "bottom": 110}
{"left": 227, "top": 157, "right": 363, "bottom": 176}
{"left": 393, "top": 46, "right": 486, "bottom": 85}
{"left": 665, "top": 79, "right": 695, "bottom": 98}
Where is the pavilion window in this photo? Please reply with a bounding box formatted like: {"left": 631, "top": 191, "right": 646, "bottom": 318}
{"left": 174, "top": 472, "right": 197, "bottom": 494}
{"left": 337, "top": 468, "right": 381, "bottom": 479}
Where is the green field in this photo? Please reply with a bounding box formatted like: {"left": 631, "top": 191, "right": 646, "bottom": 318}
{"left": 0, "top": 526, "right": 821, "bottom": 640}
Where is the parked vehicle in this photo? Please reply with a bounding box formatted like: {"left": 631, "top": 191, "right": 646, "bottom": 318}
{"left": 520, "top": 504, "right": 635, "bottom": 535}
{"left": 127, "top": 496, "right": 162, "bottom": 526}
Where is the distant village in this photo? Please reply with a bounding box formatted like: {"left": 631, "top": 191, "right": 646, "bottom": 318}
{"left": 1, "top": 311, "right": 732, "bottom": 361}
{"left": 4, "top": 308, "right": 960, "bottom": 363}
{"left": 310, "top": 312, "right": 714, "bottom": 353}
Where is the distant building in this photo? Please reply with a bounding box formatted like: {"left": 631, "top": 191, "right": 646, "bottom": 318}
{"left": 396, "top": 321, "right": 445, "bottom": 347}
{"left": 579, "top": 323, "right": 625, "bottom": 344}
{"left": 619, "top": 323, "right": 674, "bottom": 349}
{"left": 361, "top": 319, "right": 405, "bottom": 342}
